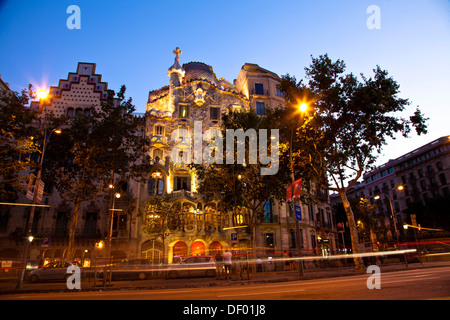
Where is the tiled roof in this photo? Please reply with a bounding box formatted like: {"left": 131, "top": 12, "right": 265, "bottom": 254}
{"left": 183, "top": 62, "right": 218, "bottom": 86}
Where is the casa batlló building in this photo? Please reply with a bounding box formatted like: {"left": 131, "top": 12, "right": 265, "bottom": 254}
{"left": 0, "top": 49, "right": 336, "bottom": 268}
{"left": 134, "top": 48, "right": 336, "bottom": 265}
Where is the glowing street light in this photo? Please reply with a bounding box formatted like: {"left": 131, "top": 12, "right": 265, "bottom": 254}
{"left": 37, "top": 89, "right": 48, "bottom": 100}
{"left": 299, "top": 103, "right": 308, "bottom": 112}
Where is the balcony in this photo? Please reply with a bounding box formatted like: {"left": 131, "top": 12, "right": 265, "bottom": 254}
{"left": 173, "top": 162, "right": 190, "bottom": 173}
{"left": 171, "top": 189, "right": 198, "bottom": 201}
{"left": 149, "top": 134, "right": 167, "bottom": 148}
{"left": 251, "top": 88, "right": 270, "bottom": 96}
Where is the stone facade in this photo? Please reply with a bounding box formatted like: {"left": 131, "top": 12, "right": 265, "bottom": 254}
{"left": 331, "top": 136, "right": 450, "bottom": 250}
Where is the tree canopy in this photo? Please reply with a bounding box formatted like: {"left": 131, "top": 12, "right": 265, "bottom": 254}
{"left": 278, "top": 54, "right": 428, "bottom": 271}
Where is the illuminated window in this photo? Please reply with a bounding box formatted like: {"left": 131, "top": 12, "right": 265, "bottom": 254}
{"left": 179, "top": 104, "right": 189, "bottom": 118}
{"left": 148, "top": 171, "right": 164, "bottom": 195}
{"left": 265, "top": 233, "right": 274, "bottom": 248}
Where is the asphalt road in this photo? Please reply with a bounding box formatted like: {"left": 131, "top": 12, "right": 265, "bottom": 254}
{"left": 2, "top": 265, "right": 449, "bottom": 300}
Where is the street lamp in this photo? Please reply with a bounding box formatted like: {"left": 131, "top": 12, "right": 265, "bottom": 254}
{"left": 289, "top": 102, "right": 308, "bottom": 277}
{"left": 37, "top": 89, "right": 48, "bottom": 100}
{"left": 16, "top": 89, "right": 61, "bottom": 289}
{"left": 374, "top": 185, "right": 404, "bottom": 247}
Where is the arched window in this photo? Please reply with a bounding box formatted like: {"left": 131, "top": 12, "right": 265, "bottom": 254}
{"left": 148, "top": 171, "right": 164, "bottom": 195}
{"left": 183, "top": 204, "right": 195, "bottom": 231}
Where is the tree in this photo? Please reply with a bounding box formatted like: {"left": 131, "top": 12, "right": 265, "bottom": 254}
{"left": 44, "top": 86, "right": 150, "bottom": 259}
{"left": 142, "top": 197, "right": 182, "bottom": 263}
{"left": 193, "top": 109, "right": 287, "bottom": 253}
{"left": 0, "top": 86, "right": 39, "bottom": 201}
{"left": 280, "top": 54, "right": 428, "bottom": 271}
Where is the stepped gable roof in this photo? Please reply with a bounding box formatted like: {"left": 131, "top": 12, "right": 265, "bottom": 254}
{"left": 183, "top": 62, "right": 219, "bottom": 86}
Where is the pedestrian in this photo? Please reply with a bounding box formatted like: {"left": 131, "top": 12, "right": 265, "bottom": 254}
{"left": 222, "top": 249, "right": 232, "bottom": 279}
{"left": 214, "top": 250, "right": 223, "bottom": 279}
{"left": 283, "top": 251, "right": 290, "bottom": 271}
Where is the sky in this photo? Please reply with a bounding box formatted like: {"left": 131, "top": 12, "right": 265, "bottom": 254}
{"left": 0, "top": 0, "right": 449, "bottom": 168}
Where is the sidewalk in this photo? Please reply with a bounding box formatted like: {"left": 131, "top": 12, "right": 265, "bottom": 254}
{"left": 1, "top": 259, "right": 449, "bottom": 296}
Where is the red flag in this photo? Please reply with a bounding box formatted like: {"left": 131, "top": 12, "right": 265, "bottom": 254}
{"left": 286, "top": 183, "right": 292, "bottom": 202}
{"left": 293, "top": 178, "right": 302, "bottom": 198}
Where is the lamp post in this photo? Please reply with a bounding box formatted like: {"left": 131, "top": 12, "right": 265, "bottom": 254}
{"left": 374, "top": 185, "right": 403, "bottom": 248}
{"left": 16, "top": 91, "right": 61, "bottom": 289}
{"left": 104, "top": 182, "right": 121, "bottom": 287}
{"left": 289, "top": 102, "right": 308, "bottom": 277}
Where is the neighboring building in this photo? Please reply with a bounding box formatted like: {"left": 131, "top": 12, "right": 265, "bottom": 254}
{"left": 30, "top": 62, "right": 114, "bottom": 117}
{"left": 0, "top": 64, "right": 116, "bottom": 265}
{"left": 235, "top": 63, "right": 286, "bottom": 115}
{"left": 332, "top": 135, "right": 450, "bottom": 250}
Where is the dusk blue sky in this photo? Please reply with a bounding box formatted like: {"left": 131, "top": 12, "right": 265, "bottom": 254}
{"left": 0, "top": 0, "right": 449, "bottom": 168}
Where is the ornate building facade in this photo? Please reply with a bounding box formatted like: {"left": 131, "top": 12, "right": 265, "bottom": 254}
{"left": 133, "top": 48, "right": 251, "bottom": 264}
{"left": 133, "top": 48, "right": 337, "bottom": 265}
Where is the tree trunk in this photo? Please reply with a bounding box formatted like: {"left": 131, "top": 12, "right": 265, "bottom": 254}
{"left": 339, "top": 190, "right": 364, "bottom": 272}
{"left": 67, "top": 197, "right": 81, "bottom": 260}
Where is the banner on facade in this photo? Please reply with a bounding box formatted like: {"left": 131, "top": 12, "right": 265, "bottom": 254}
{"left": 286, "top": 183, "right": 292, "bottom": 202}
{"left": 293, "top": 178, "right": 302, "bottom": 198}
{"left": 294, "top": 204, "right": 302, "bottom": 221}
{"left": 286, "top": 178, "right": 302, "bottom": 202}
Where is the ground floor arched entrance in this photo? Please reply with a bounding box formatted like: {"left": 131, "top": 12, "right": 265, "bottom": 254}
{"left": 191, "top": 240, "right": 206, "bottom": 256}
{"left": 166, "top": 239, "right": 228, "bottom": 264}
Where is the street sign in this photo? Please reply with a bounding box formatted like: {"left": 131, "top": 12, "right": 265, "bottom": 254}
{"left": 36, "top": 179, "right": 45, "bottom": 204}
{"left": 42, "top": 236, "right": 50, "bottom": 248}
{"left": 26, "top": 174, "right": 36, "bottom": 200}
{"left": 231, "top": 233, "right": 238, "bottom": 243}
{"left": 337, "top": 222, "right": 345, "bottom": 233}
{"left": 294, "top": 205, "right": 302, "bottom": 221}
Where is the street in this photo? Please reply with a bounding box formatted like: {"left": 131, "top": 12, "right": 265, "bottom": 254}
{"left": 2, "top": 265, "right": 449, "bottom": 300}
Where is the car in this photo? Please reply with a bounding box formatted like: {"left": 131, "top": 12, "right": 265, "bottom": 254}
{"left": 165, "top": 255, "right": 216, "bottom": 279}
{"left": 104, "top": 258, "right": 162, "bottom": 280}
{"left": 28, "top": 260, "right": 83, "bottom": 283}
